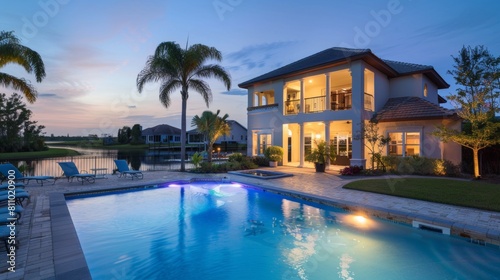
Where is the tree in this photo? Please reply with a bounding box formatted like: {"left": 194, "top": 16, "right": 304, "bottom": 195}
{"left": 354, "top": 118, "right": 391, "bottom": 170}
{"left": 0, "top": 31, "right": 46, "bottom": 103}
{"left": 117, "top": 126, "right": 131, "bottom": 144}
{"left": 137, "top": 41, "right": 231, "bottom": 171}
{"left": 191, "top": 110, "right": 230, "bottom": 163}
{"left": 433, "top": 46, "right": 500, "bottom": 179}
{"left": 0, "top": 93, "right": 46, "bottom": 152}
{"left": 130, "top": 124, "right": 143, "bottom": 145}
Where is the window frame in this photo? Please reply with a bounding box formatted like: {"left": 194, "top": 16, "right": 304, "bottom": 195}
{"left": 387, "top": 130, "right": 422, "bottom": 157}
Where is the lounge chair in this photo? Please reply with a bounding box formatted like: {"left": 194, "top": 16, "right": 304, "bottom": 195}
{"left": 0, "top": 191, "right": 30, "bottom": 206}
{"left": 0, "top": 183, "right": 25, "bottom": 191}
{"left": 0, "top": 163, "right": 55, "bottom": 186}
{"left": 114, "top": 160, "right": 143, "bottom": 180}
{"left": 58, "top": 162, "right": 95, "bottom": 184}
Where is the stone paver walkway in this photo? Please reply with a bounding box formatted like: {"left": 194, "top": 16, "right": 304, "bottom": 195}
{"left": 0, "top": 167, "right": 499, "bottom": 279}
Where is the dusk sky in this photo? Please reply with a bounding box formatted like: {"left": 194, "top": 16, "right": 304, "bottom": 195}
{"left": 1, "top": 0, "right": 499, "bottom": 136}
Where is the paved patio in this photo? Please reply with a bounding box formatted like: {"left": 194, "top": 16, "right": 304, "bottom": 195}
{"left": 1, "top": 167, "right": 499, "bottom": 279}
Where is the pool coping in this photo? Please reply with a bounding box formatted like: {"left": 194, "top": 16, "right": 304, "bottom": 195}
{"left": 50, "top": 177, "right": 500, "bottom": 278}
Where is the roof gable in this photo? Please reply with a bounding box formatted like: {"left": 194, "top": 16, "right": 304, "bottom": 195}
{"left": 375, "top": 97, "right": 457, "bottom": 122}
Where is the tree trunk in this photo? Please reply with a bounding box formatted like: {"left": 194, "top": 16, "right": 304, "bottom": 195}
{"left": 473, "top": 148, "right": 480, "bottom": 179}
{"left": 180, "top": 90, "right": 188, "bottom": 172}
{"left": 207, "top": 143, "right": 213, "bottom": 162}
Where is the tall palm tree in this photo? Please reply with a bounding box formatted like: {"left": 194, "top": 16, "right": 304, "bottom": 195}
{"left": 137, "top": 41, "right": 231, "bottom": 171}
{"left": 192, "top": 110, "right": 230, "bottom": 162}
{"left": 0, "top": 31, "right": 46, "bottom": 103}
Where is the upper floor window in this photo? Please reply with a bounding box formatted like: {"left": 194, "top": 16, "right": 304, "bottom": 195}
{"left": 423, "top": 84, "right": 428, "bottom": 97}
{"left": 364, "top": 69, "right": 375, "bottom": 111}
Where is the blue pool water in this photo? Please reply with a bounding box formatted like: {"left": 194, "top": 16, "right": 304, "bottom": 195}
{"left": 66, "top": 182, "right": 500, "bottom": 280}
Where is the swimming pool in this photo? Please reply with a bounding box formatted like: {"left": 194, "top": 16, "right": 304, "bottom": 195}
{"left": 66, "top": 182, "right": 500, "bottom": 279}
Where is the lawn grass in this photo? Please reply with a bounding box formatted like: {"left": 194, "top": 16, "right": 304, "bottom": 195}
{"left": 343, "top": 178, "right": 500, "bottom": 212}
{"left": 0, "top": 148, "right": 80, "bottom": 160}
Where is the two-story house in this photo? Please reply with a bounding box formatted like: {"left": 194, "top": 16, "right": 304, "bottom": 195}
{"left": 239, "top": 47, "right": 461, "bottom": 168}
{"left": 141, "top": 124, "right": 181, "bottom": 144}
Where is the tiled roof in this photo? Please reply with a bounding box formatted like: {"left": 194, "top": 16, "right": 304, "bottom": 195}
{"left": 141, "top": 124, "right": 181, "bottom": 136}
{"left": 239, "top": 48, "right": 372, "bottom": 87}
{"left": 375, "top": 97, "right": 458, "bottom": 122}
{"left": 383, "top": 59, "right": 433, "bottom": 74}
{"left": 238, "top": 47, "right": 449, "bottom": 89}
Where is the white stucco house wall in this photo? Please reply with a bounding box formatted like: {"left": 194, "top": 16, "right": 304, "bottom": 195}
{"left": 238, "top": 47, "right": 461, "bottom": 168}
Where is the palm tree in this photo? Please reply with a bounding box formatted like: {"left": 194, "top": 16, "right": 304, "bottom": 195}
{"left": 0, "top": 31, "right": 46, "bottom": 103}
{"left": 192, "top": 110, "right": 230, "bottom": 162}
{"left": 137, "top": 41, "right": 231, "bottom": 171}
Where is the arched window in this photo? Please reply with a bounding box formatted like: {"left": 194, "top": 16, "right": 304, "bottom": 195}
{"left": 424, "top": 84, "right": 428, "bottom": 97}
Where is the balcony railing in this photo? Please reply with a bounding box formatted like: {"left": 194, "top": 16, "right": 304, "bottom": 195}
{"left": 282, "top": 92, "right": 374, "bottom": 114}
{"left": 330, "top": 92, "right": 352, "bottom": 111}
{"left": 305, "top": 96, "right": 326, "bottom": 113}
{"left": 285, "top": 99, "right": 300, "bottom": 115}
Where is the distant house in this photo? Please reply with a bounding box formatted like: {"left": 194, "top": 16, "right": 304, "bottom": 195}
{"left": 187, "top": 120, "right": 247, "bottom": 147}
{"left": 141, "top": 124, "right": 181, "bottom": 144}
{"left": 239, "top": 47, "right": 462, "bottom": 168}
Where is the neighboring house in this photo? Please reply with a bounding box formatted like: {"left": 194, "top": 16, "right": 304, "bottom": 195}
{"left": 239, "top": 47, "right": 461, "bottom": 168}
{"left": 141, "top": 124, "right": 181, "bottom": 144}
{"left": 187, "top": 120, "right": 248, "bottom": 145}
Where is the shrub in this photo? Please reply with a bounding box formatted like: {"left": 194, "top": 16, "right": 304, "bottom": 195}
{"left": 339, "top": 165, "right": 363, "bottom": 176}
{"left": 228, "top": 153, "right": 244, "bottom": 162}
{"left": 252, "top": 156, "right": 269, "bottom": 167}
{"left": 381, "top": 155, "right": 461, "bottom": 177}
{"left": 191, "top": 152, "right": 203, "bottom": 169}
{"left": 264, "top": 146, "right": 283, "bottom": 162}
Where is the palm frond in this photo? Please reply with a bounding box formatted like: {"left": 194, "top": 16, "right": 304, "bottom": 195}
{"left": 0, "top": 72, "right": 37, "bottom": 103}
{"left": 192, "top": 64, "right": 231, "bottom": 90}
{"left": 188, "top": 79, "right": 212, "bottom": 107}
{"left": 158, "top": 79, "right": 181, "bottom": 108}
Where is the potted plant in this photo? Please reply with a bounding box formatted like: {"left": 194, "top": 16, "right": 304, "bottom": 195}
{"left": 305, "top": 140, "right": 336, "bottom": 172}
{"left": 264, "top": 146, "right": 283, "bottom": 167}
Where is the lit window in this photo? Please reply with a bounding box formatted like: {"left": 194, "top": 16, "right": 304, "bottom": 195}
{"left": 424, "top": 84, "right": 428, "bottom": 97}
{"left": 388, "top": 132, "right": 420, "bottom": 156}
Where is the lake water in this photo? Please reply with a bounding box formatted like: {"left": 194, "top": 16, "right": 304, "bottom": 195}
{"left": 6, "top": 146, "right": 196, "bottom": 177}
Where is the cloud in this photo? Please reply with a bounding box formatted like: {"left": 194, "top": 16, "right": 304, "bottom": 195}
{"left": 128, "top": 105, "right": 137, "bottom": 109}
{"left": 38, "top": 93, "right": 61, "bottom": 98}
{"left": 220, "top": 89, "right": 247, "bottom": 96}
{"left": 226, "top": 41, "right": 299, "bottom": 71}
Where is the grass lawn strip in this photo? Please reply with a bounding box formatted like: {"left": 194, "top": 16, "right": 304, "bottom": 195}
{"left": 343, "top": 178, "right": 500, "bottom": 212}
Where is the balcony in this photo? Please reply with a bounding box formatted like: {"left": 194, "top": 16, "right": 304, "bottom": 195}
{"left": 305, "top": 96, "right": 326, "bottom": 113}
{"left": 285, "top": 99, "right": 300, "bottom": 115}
{"left": 330, "top": 91, "right": 352, "bottom": 111}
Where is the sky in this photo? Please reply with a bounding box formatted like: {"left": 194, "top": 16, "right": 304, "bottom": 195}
{"left": 1, "top": 0, "right": 499, "bottom": 136}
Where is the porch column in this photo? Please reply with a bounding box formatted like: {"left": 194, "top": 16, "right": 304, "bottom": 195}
{"left": 325, "top": 121, "right": 331, "bottom": 169}
{"left": 299, "top": 79, "right": 305, "bottom": 114}
{"left": 325, "top": 73, "right": 330, "bottom": 110}
{"left": 258, "top": 92, "right": 263, "bottom": 106}
{"left": 350, "top": 61, "right": 366, "bottom": 168}
{"left": 299, "top": 123, "right": 304, "bottom": 167}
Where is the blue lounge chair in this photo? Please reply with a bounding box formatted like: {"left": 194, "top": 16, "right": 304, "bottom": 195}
{"left": 114, "top": 160, "right": 143, "bottom": 180}
{"left": 0, "top": 183, "right": 25, "bottom": 191}
{"left": 0, "top": 163, "right": 55, "bottom": 186}
{"left": 58, "top": 162, "right": 95, "bottom": 184}
{"left": 0, "top": 191, "right": 30, "bottom": 206}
